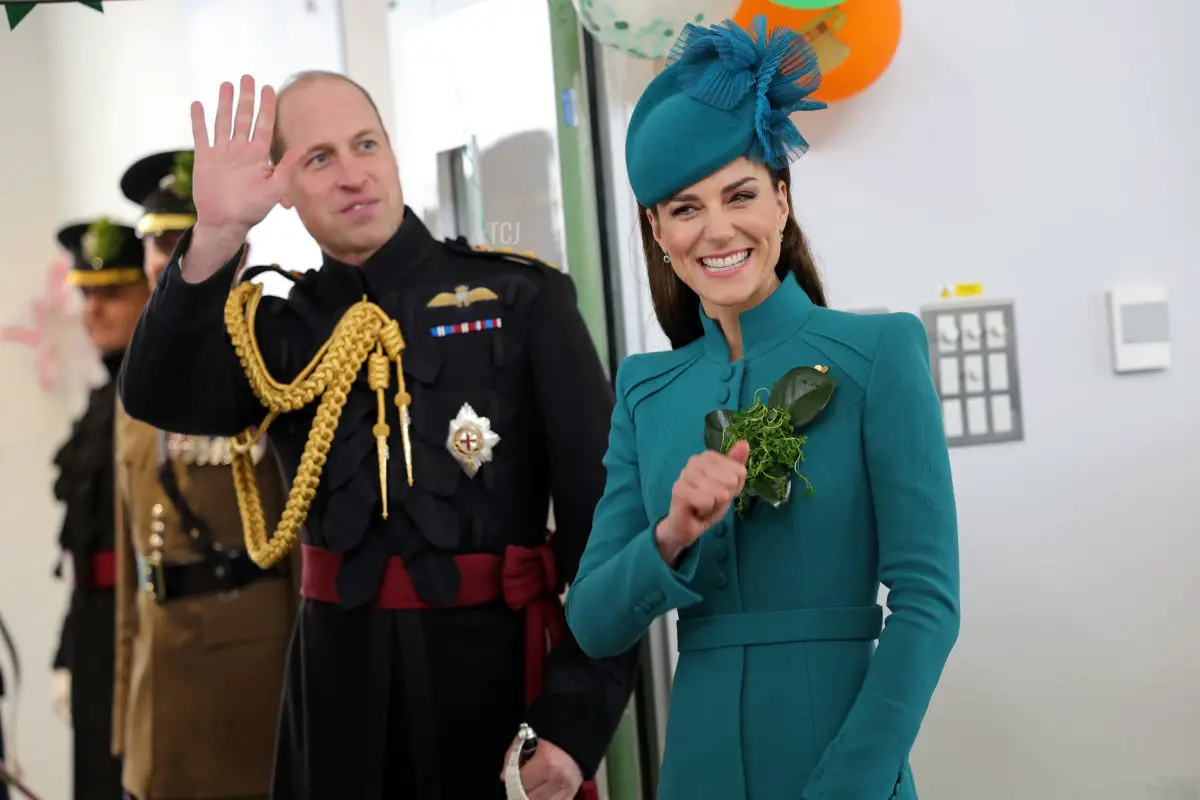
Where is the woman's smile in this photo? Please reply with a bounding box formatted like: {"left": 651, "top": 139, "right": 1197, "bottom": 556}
{"left": 698, "top": 248, "right": 753, "bottom": 278}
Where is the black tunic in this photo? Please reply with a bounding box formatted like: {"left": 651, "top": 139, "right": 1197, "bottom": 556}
{"left": 51, "top": 352, "right": 124, "bottom": 800}
{"left": 118, "top": 210, "right": 640, "bottom": 799}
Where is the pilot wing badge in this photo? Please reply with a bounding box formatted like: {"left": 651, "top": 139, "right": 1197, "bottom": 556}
{"left": 426, "top": 284, "right": 499, "bottom": 309}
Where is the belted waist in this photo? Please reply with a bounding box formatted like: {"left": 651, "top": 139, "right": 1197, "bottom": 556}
{"left": 137, "top": 549, "right": 285, "bottom": 603}
{"left": 301, "top": 543, "right": 597, "bottom": 800}
{"left": 301, "top": 543, "right": 566, "bottom": 707}
{"left": 676, "top": 604, "right": 884, "bottom": 652}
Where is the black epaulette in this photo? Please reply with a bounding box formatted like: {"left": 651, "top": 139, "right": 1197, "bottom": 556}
{"left": 442, "top": 238, "right": 561, "bottom": 272}
{"left": 238, "top": 263, "right": 311, "bottom": 285}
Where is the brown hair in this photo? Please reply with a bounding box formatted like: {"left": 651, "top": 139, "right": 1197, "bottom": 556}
{"left": 638, "top": 166, "right": 827, "bottom": 350}
{"left": 269, "top": 70, "right": 388, "bottom": 165}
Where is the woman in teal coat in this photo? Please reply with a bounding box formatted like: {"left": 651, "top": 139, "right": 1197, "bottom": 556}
{"left": 564, "top": 15, "right": 960, "bottom": 800}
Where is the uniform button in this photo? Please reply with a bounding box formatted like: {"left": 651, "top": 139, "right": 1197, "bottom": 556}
{"left": 149, "top": 534, "right": 163, "bottom": 548}
{"left": 151, "top": 503, "right": 164, "bottom": 517}
{"left": 713, "top": 543, "right": 727, "bottom": 562}
{"left": 714, "top": 572, "right": 728, "bottom": 589}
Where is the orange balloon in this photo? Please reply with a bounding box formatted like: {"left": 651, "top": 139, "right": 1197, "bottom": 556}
{"left": 734, "top": 0, "right": 902, "bottom": 103}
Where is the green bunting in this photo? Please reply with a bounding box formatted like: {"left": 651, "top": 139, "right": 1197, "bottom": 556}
{"left": 6, "top": 2, "right": 103, "bottom": 31}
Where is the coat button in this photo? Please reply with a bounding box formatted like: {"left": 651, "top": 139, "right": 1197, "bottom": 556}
{"left": 713, "top": 543, "right": 727, "bottom": 562}
{"left": 713, "top": 522, "right": 727, "bottom": 538}
{"left": 714, "top": 572, "right": 728, "bottom": 589}
{"left": 721, "top": 365, "right": 734, "bottom": 380}
{"left": 718, "top": 386, "right": 730, "bottom": 404}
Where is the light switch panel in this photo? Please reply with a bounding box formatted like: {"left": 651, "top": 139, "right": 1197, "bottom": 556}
{"left": 920, "top": 297, "right": 1024, "bottom": 447}
{"left": 1107, "top": 286, "right": 1170, "bottom": 373}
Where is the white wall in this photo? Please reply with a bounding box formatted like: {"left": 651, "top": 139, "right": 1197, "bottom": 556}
{"left": 596, "top": 1, "right": 1200, "bottom": 797}
{"left": 0, "top": 2, "right": 345, "bottom": 796}
{"left": 386, "top": 0, "right": 569, "bottom": 269}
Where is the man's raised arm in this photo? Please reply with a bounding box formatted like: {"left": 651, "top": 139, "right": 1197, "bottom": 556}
{"left": 121, "top": 74, "right": 304, "bottom": 437}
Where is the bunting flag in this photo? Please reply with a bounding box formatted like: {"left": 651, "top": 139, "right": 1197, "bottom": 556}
{"left": 6, "top": 1, "right": 103, "bottom": 31}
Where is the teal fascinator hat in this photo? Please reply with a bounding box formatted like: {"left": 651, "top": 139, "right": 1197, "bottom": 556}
{"left": 625, "top": 14, "right": 825, "bottom": 208}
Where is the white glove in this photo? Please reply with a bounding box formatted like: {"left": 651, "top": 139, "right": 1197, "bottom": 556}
{"left": 52, "top": 668, "right": 70, "bottom": 725}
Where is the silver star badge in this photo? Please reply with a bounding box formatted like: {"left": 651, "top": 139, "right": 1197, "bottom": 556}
{"left": 446, "top": 403, "right": 500, "bottom": 478}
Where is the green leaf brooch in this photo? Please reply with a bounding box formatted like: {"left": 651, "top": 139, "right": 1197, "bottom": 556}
{"left": 704, "top": 365, "right": 837, "bottom": 517}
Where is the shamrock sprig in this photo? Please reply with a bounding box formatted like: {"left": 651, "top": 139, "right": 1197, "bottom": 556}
{"left": 82, "top": 217, "right": 126, "bottom": 267}
{"left": 171, "top": 150, "right": 196, "bottom": 210}
{"left": 704, "top": 365, "right": 836, "bottom": 517}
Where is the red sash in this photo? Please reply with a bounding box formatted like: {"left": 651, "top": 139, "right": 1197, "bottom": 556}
{"left": 75, "top": 549, "right": 116, "bottom": 589}
{"left": 301, "top": 543, "right": 600, "bottom": 800}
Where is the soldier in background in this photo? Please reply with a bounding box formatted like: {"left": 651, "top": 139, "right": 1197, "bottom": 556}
{"left": 51, "top": 218, "right": 150, "bottom": 800}
{"left": 119, "top": 149, "right": 200, "bottom": 286}
{"left": 111, "top": 150, "right": 299, "bottom": 800}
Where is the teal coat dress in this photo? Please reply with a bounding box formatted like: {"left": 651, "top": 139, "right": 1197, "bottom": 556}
{"left": 565, "top": 274, "right": 960, "bottom": 799}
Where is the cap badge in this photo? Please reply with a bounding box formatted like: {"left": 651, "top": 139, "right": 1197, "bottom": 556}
{"left": 446, "top": 403, "right": 499, "bottom": 478}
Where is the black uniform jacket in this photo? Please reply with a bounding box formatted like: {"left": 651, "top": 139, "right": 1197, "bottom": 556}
{"left": 51, "top": 351, "right": 124, "bottom": 800}
{"left": 118, "top": 209, "right": 639, "bottom": 798}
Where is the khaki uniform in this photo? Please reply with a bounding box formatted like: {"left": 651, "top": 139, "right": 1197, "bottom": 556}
{"left": 112, "top": 403, "right": 299, "bottom": 799}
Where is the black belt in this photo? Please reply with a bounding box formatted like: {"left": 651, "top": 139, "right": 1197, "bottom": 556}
{"left": 137, "top": 548, "right": 284, "bottom": 603}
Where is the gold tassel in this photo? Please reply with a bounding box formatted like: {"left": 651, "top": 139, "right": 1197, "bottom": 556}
{"left": 223, "top": 282, "right": 417, "bottom": 567}
{"left": 368, "top": 344, "right": 391, "bottom": 519}
{"left": 380, "top": 320, "right": 413, "bottom": 487}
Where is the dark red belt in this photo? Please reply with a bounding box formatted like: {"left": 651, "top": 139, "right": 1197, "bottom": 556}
{"left": 301, "top": 543, "right": 599, "bottom": 800}
{"left": 76, "top": 549, "right": 116, "bottom": 589}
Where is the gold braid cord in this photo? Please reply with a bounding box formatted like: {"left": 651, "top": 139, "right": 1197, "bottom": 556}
{"left": 224, "top": 281, "right": 413, "bottom": 568}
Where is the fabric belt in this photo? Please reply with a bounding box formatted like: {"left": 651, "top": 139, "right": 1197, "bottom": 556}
{"left": 136, "top": 549, "right": 284, "bottom": 604}
{"left": 301, "top": 543, "right": 599, "bottom": 800}
{"left": 301, "top": 542, "right": 568, "bottom": 707}
{"left": 676, "top": 604, "right": 884, "bottom": 652}
{"left": 74, "top": 549, "right": 116, "bottom": 590}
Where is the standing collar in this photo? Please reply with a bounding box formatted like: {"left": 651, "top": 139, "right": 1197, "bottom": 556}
{"left": 316, "top": 206, "right": 438, "bottom": 302}
{"left": 699, "top": 271, "right": 816, "bottom": 362}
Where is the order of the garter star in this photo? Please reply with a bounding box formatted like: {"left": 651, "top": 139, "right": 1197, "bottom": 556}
{"left": 446, "top": 403, "right": 500, "bottom": 478}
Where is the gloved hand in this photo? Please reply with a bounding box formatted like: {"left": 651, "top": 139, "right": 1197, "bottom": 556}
{"left": 52, "top": 668, "right": 70, "bottom": 724}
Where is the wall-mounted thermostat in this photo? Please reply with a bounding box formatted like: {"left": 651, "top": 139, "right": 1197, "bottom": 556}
{"left": 919, "top": 297, "right": 1024, "bottom": 447}
{"left": 1107, "top": 287, "right": 1170, "bottom": 374}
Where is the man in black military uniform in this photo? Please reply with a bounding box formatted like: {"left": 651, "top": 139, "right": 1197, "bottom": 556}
{"left": 52, "top": 217, "right": 149, "bottom": 800}
{"left": 119, "top": 73, "right": 638, "bottom": 800}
